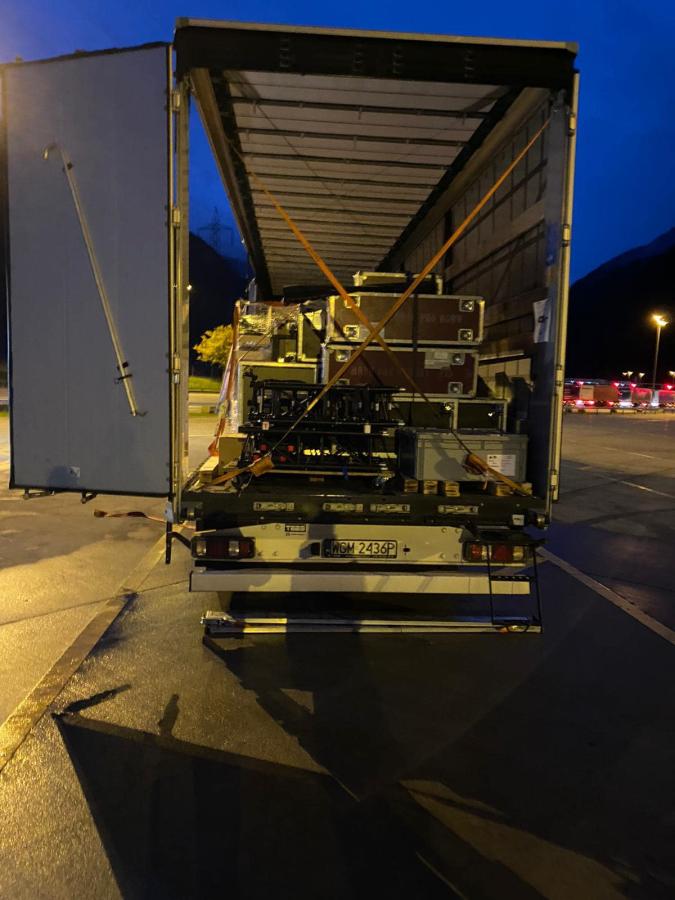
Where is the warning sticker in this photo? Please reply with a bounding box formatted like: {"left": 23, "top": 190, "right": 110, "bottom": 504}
{"left": 486, "top": 453, "right": 517, "bottom": 477}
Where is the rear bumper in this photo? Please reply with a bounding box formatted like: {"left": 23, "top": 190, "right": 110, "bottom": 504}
{"left": 190, "top": 566, "right": 531, "bottom": 594}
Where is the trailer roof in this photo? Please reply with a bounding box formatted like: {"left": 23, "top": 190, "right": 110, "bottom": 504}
{"left": 175, "top": 20, "right": 577, "bottom": 297}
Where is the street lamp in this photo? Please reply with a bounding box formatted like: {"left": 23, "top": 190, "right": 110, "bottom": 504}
{"left": 651, "top": 314, "right": 669, "bottom": 389}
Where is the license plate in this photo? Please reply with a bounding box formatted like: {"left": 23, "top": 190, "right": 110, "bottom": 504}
{"left": 322, "top": 539, "right": 398, "bottom": 559}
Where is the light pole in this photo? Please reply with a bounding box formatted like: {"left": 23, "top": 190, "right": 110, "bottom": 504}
{"left": 651, "top": 314, "right": 669, "bottom": 389}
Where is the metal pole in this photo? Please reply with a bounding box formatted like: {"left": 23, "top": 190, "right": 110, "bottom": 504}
{"left": 43, "top": 143, "right": 140, "bottom": 416}
{"left": 652, "top": 322, "right": 662, "bottom": 391}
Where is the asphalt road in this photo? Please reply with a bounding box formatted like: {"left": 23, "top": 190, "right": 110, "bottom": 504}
{"left": 552, "top": 412, "right": 675, "bottom": 629}
{"left": 0, "top": 412, "right": 674, "bottom": 899}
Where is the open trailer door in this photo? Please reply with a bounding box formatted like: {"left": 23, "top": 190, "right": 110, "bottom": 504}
{"left": 1, "top": 44, "right": 181, "bottom": 498}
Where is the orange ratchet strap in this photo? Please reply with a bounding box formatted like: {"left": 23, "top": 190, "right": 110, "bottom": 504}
{"left": 322, "top": 118, "right": 551, "bottom": 389}
{"left": 250, "top": 118, "right": 550, "bottom": 459}
{"left": 213, "top": 117, "right": 549, "bottom": 487}
{"left": 232, "top": 144, "right": 435, "bottom": 404}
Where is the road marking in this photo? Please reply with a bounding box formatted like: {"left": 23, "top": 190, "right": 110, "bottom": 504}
{"left": 540, "top": 549, "right": 675, "bottom": 647}
{"left": 416, "top": 853, "right": 468, "bottom": 898}
{"left": 599, "top": 446, "right": 658, "bottom": 460}
{"left": 619, "top": 481, "right": 675, "bottom": 500}
{"left": 567, "top": 465, "right": 675, "bottom": 500}
{"left": 0, "top": 534, "right": 167, "bottom": 773}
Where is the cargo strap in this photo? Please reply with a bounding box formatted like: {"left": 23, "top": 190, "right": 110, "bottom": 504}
{"left": 253, "top": 118, "right": 549, "bottom": 447}
{"left": 224, "top": 138, "right": 435, "bottom": 404}
{"left": 318, "top": 118, "right": 550, "bottom": 391}
{"left": 93, "top": 509, "right": 166, "bottom": 524}
{"left": 213, "top": 118, "right": 549, "bottom": 491}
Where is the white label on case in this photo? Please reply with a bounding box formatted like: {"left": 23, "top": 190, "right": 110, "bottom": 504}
{"left": 486, "top": 453, "right": 517, "bottom": 477}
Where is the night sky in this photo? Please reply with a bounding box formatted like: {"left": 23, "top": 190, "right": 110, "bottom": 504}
{"left": 2, "top": 0, "right": 674, "bottom": 281}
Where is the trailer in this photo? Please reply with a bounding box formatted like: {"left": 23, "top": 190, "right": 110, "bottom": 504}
{"left": 1, "top": 20, "right": 579, "bottom": 632}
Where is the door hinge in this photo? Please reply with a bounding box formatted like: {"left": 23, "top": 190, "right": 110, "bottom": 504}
{"left": 561, "top": 224, "right": 571, "bottom": 246}
{"left": 568, "top": 111, "right": 577, "bottom": 136}
{"left": 171, "top": 90, "right": 181, "bottom": 113}
{"left": 172, "top": 353, "right": 181, "bottom": 383}
{"left": 171, "top": 207, "right": 181, "bottom": 227}
{"left": 550, "top": 471, "right": 559, "bottom": 488}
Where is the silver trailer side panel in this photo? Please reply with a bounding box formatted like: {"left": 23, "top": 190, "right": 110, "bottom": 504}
{"left": 4, "top": 45, "right": 173, "bottom": 496}
{"left": 389, "top": 87, "right": 578, "bottom": 510}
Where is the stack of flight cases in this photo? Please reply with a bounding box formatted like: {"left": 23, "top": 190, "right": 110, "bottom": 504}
{"left": 321, "top": 272, "right": 484, "bottom": 405}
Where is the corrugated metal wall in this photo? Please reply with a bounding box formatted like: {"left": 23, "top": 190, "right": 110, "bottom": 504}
{"left": 401, "top": 100, "right": 551, "bottom": 381}
{"left": 394, "top": 91, "right": 574, "bottom": 500}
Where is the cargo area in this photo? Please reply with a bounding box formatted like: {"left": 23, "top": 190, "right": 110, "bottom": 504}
{"left": 174, "top": 22, "right": 578, "bottom": 554}
{"left": 1, "top": 21, "right": 578, "bottom": 623}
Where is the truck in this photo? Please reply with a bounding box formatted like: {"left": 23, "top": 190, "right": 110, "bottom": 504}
{"left": 1, "top": 20, "right": 579, "bottom": 632}
{"left": 563, "top": 380, "right": 620, "bottom": 409}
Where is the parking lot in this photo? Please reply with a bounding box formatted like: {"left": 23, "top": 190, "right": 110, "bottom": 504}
{"left": 0, "top": 411, "right": 674, "bottom": 898}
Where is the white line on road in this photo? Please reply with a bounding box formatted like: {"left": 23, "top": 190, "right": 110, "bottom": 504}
{"left": 619, "top": 481, "right": 675, "bottom": 500}
{"left": 566, "top": 464, "right": 675, "bottom": 500}
{"left": 416, "top": 853, "right": 469, "bottom": 898}
{"left": 599, "top": 446, "right": 659, "bottom": 460}
{"left": 540, "top": 549, "right": 675, "bottom": 647}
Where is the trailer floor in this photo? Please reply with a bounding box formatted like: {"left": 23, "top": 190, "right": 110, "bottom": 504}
{"left": 1, "top": 549, "right": 674, "bottom": 900}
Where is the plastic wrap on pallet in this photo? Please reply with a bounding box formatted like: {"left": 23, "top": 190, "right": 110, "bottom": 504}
{"left": 238, "top": 302, "right": 300, "bottom": 349}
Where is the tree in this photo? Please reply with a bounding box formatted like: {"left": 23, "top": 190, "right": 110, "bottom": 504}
{"left": 193, "top": 324, "right": 233, "bottom": 368}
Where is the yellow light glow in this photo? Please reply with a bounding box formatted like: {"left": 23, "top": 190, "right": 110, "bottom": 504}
{"left": 652, "top": 314, "right": 668, "bottom": 327}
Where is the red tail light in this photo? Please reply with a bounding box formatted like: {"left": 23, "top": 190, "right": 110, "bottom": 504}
{"left": 464, "top": 542, "right": 525, "bottom": 563}
{"left": 192, "top": 536, "right": 255, "bottom": 560}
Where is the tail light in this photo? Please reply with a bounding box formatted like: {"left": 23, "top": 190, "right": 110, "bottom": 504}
{"left": 464, "top": 542, "right": 525, "bottom": 563}
{"left": 192, "top": 536, "right": 256, "bottom": 560}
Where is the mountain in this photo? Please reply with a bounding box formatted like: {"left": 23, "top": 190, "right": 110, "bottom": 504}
{"left": 579, "top": 228, "right": 675, "bottom": 282}
{"left": 566, "top": 228, "right": 675, "bottom": 380}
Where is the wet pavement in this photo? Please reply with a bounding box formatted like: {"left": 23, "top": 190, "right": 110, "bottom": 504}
{"left": 0, "top": 413, "right": 674, "bottom": 898}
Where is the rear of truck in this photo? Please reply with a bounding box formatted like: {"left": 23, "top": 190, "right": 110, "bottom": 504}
{"left": 1, "top": 22, "right": 578, "bottom": 628}
{"left": 174, "top": 22, "right": 579, "bottom": 625}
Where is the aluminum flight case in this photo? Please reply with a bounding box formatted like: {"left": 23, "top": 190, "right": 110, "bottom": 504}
{"left": 322, "top": 345, "right": 478, "bottom": 397}
{"left": 296, "top": 306, "right": 325, "bottom": 362}
{"left": 327, "top": 293, "right": 484, "bottom": 346}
